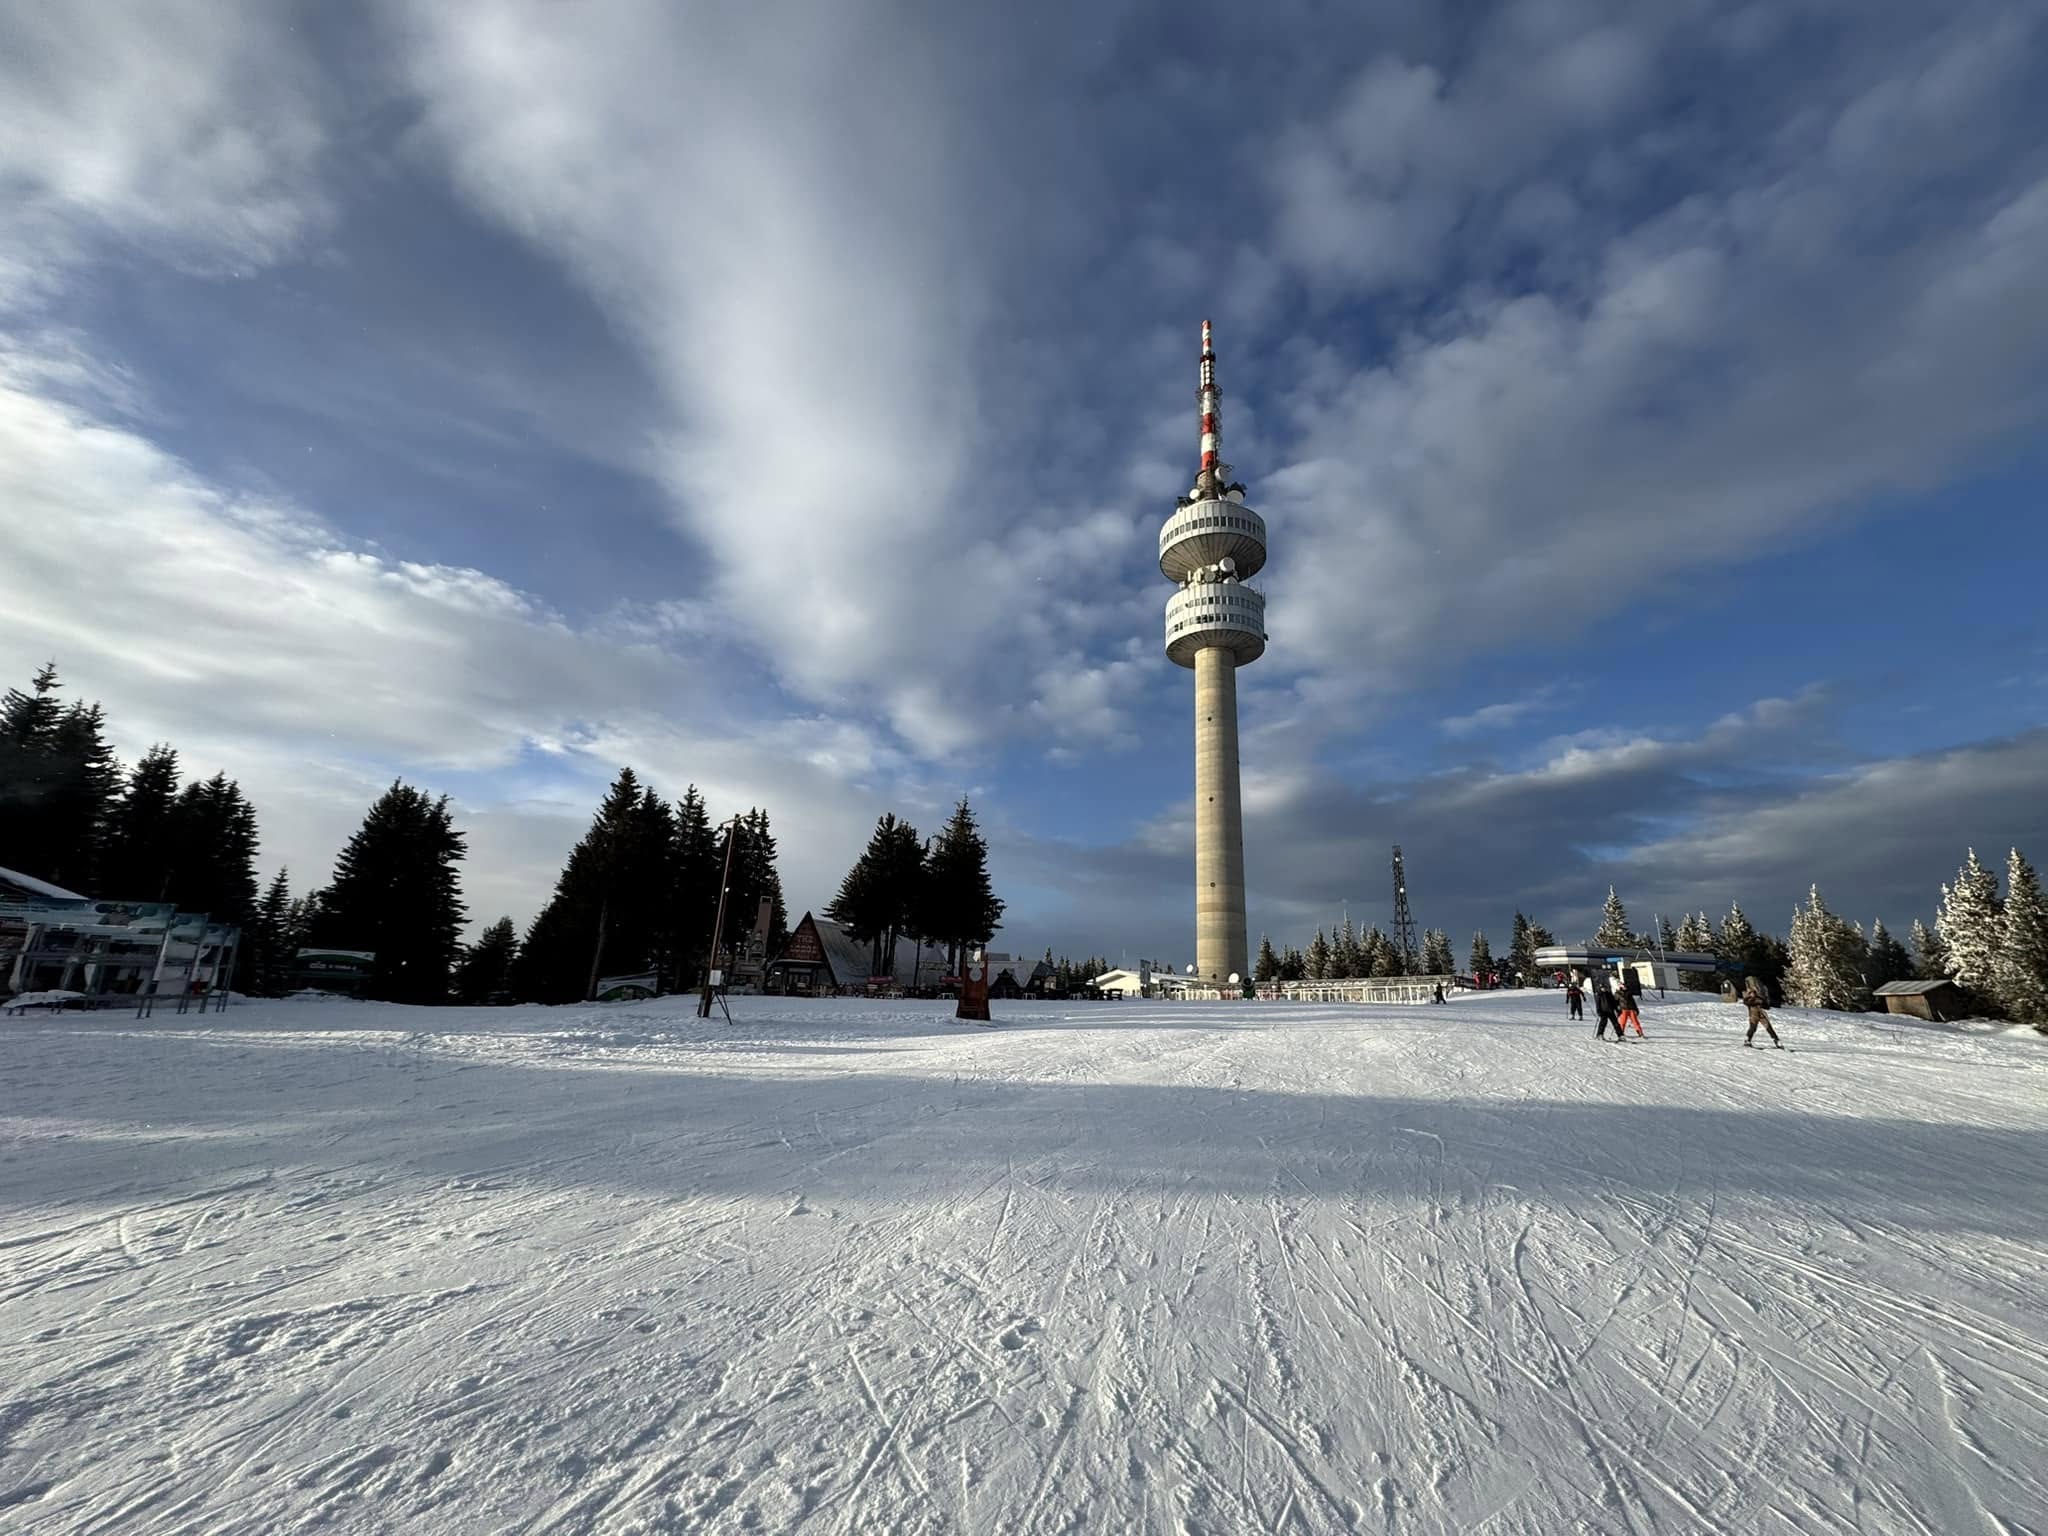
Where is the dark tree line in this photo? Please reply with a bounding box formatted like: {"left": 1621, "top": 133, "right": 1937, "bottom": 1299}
{"left": 2, "top": 666, "right": 265, "bottom": 983}
{"left": 507, "top": 769, "right": 788, "bottom": 1004}
{"left": 823, "top": 797, "right": 1004, "bottom": 981}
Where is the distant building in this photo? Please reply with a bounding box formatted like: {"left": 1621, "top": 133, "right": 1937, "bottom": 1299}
{"left": 982, "top": 951, "right": 1053, "bottom": 998}
{"left": 1093, "top": 967, "right": 1167, "bottom": 999}
{"left": 1873, "top": 978, "right": 1968, "bottom": 1022}
{"left": 285, "top": 949, "right": 377, "bottom": 996}
{"left": 764, "top": 913, "right": 952, "bottom": 996}
{"left": 1533, "top": 945, "right": 1719, "bottom": 989}
{"left": 2, "top": 867, "right": 237, "bottom": 1011}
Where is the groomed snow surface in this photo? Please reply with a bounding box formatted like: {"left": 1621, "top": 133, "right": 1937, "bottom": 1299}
{"left": 3, "top": 993, "right": 2045, "bottom": 1534}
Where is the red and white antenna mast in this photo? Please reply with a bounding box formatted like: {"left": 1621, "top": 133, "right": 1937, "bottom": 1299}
{"left": 1198, "top": 318, "right": 1221, "bottom": 492}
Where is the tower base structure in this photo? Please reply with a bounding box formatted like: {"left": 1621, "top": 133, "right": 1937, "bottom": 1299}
{"left": 1194, "top": 646, "right": 1248, "bottom": 985}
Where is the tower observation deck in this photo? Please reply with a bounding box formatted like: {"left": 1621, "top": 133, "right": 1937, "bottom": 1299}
{"left": 1163, "top": 321, "right": 1267, "bottom": 987}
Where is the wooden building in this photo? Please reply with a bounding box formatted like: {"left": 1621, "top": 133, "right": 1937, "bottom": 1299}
{"left": 1872, "top": 978, "right": 1968, "bottom": 1022}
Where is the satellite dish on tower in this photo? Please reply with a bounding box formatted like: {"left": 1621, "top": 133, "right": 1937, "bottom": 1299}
{"left": 1220, "top": 556, "right": 1236, "bottom": 575}
{"left": 1228, "top": 972, "right": 1241, "bottom": 985}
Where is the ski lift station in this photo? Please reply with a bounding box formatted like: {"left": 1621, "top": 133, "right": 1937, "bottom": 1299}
{"left": 1533, "top": 944, "right": 1721, "bottom": 994}
{"left": 2, "top": 866, "right": 241, "bottom": 1014}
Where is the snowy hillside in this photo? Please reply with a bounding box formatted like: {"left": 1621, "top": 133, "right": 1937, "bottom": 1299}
{"left": 2, "top": 992, "right": 2044, "bottom": 1533}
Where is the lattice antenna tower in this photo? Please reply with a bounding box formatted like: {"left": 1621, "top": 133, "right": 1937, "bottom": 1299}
{"left": 1390, "top": 845, "right": 1418, "bottom": 970}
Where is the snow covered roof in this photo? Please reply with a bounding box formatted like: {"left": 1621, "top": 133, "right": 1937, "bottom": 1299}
{"left": 0, "top": 866, "right": 87, "bottom": 903}
{"left": 810, "top": 917, "right": 875, "bottom": 987}
{"left": 1873, "top": 979, "right": 1958, "bottom": 996}
{"left": 778, "top": 914, "right": 936, "bottom": 988}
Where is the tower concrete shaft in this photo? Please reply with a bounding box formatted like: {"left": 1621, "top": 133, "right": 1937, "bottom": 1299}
{"left": 1194, "top": 647, "right": 1248, "bottom": 984}
{"left": 1161, "top": 321, "right": 1267, "bottom": 988}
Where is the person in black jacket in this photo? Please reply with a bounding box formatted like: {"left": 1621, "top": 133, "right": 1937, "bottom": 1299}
{"left": 1567, "top": 973, "right": 1585, "bottom": 1020}
{"left": 1593, "top": 973, "right": 1625, "bottom": 1042}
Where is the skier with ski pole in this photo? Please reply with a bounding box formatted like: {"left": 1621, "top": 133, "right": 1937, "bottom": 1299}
{"left": 1742, "top": 975, "right": 1782, "bottom": 1048}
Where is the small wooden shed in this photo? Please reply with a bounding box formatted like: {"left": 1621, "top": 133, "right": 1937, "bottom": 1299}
{"left": 1872, "top": 978, "right": 1968, "bottom": 1022}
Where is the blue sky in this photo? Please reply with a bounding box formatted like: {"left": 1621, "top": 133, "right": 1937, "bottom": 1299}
{"left": 3, "top": 0, "right": 2045, "bottom": 962}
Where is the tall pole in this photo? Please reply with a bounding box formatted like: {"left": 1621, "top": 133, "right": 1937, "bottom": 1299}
{"left": 697, "top": 816, "right": 742, "bottom": 1019}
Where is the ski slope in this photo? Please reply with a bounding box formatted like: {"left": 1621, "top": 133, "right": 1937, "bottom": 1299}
{"left": 2, "top": 991, "right": 2044, "bottom": 1533}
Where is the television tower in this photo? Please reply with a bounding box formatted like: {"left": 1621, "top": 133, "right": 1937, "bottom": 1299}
{"left": 1161, "top": 321, "right": 1268, "bottom": 986}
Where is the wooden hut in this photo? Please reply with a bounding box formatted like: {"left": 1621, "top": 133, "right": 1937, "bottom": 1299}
{"left": 1872, "top": 978, "right": 1968, "bottom": 1022}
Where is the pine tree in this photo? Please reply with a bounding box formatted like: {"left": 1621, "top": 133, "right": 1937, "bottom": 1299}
{"left": 285, "top": 889, "right": 323, "bottom": 962}
{"left": 454, "top": 917, "right": 521, "bottom": 1005}
{"left": 162, "top": 774, "right": 262, "bottom": 984}
{"left": 1991, "top": 848, "right": 2048, "bottom": 1027}
{"left": 923, "top": 797, "right": 1002, "bottom": 972}
{"left": 247, "top": 868, "right": 295, "bottom": 996}
{"left": 1937, "top": 848, "right": 2004, "bottom": 1004}
{"left": 1754, "top": 932, "right": 1792, "bottom": 1001}
{"left": 1593, "top": 886, "right": 1634, "bottom": 948}
{"left": 1786, "top": 886, "right": 1869, "bottom": 1010}
{"left": 1469, "top": 930, "right": 1494, "bottom": 980}
{"left": 1865, "top": 918, "right": 1912, "bottom": 989}
{"left": 1718, "top": 901, "right": 1760, "bottom": 983}
{"left": 512, "top": 769, "right": 674, "bottom": 1002}
{"left": 1657, "top": 914, "right": 1679, "bottom": 953}
{"left": 1305, "top": 928, "right": 1331, "bottom": 980}
{"left": 826, "top": 813, "right": 928, "bottom": 979}
{"left": 1674, "top": 912, "right": 1706, "bottom": 989}
{"left": 1672, "top": 912, "right": 1718, "bottom": 991}
{"left": 43, "top": 701, "right": 120, "bottom": 892}
{"left": 1508, "top": 912, "right": 1535, "bottom": 984}
{"left": 0, "top": 662, "right": 65, "bottom": 880}
{"left": 1377, "top": 932, "right": 1402, "bottom": 977}
{"left": 103, "top": 746, "right": 182, "bottom": 899}
{"left": 1910, "top": 917, "right": 1948, "bottom": 982}
{"left": 1330, "top": 916, "right": 1358, "bottom": 979}
{"left": 1280, "top": 945, "right": 1306, "bottom": 981}
{"left": 1254, "top": 933, "right": 1278, "bottom": 982}
{"left": 668, "top": 786, "right": 721, "bottom": 989}
{"left": 728, "top": 807, "right": 790, "bottom": 961}
{"left": 316, "top": 782, "right": 467, "bottom": 1004}
{"left": 1421, "top": 928, "right": 1454, "bottom": 976}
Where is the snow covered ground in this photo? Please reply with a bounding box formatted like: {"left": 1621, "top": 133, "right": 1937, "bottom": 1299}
{"left": 3, "top": 991, "right": 2045, "bottom": 1534}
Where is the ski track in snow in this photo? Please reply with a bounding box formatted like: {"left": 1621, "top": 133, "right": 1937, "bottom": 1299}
{"left": 1, "top": 993, "right": 2045, "bottom": 1533}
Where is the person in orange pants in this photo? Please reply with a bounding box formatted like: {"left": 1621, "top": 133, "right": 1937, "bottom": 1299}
{"left": 1616, "top": 983, "right": 1645, "bottom": 1036}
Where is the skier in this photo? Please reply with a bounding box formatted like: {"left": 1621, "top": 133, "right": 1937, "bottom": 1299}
{"left": 1616, "top": 976, "right": 1645, "bottom": 1037}
{"left": 1566, "top": 973, "right": 1584, "bottom": 1021}
{"left": 1431, "top": 982, "right": 1446, "bottom": 1004}
{"left": 1593, "top": 973, "right": 1625, "bottom": 1042}
{"left": 1742, "top": 975, "right": 1782, "bottom": 1048}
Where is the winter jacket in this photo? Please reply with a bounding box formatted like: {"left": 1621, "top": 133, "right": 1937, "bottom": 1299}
{"left": 1742, "top": 977, "right": 1769, "bottom": 1009}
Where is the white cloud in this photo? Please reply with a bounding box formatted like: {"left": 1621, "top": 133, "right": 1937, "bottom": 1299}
{"left": 1259, "top": 6, "right": 2048, "bottom": 703}
{"left": 1440, "top": 685, "right": 1568, "bottom": 737}
{"left": 0, "top": 348, "right": 932, "bottom": 929}
{"left": 0, "top": 1, "right": 331, "bottom": 307}
{"left": 385, "top": 2, "right": 1018, "bottom": 754}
